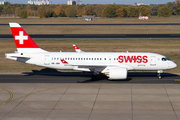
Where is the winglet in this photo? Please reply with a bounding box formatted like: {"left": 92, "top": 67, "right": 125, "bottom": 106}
{"left": 73, "top": 44, "right": 80, "bottom": 50}
{"left": 73, "top": 44, "right": 84, "bottom": 53}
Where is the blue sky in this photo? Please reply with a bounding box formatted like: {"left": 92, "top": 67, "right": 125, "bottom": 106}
{"left": 7, "top": 0, "right": 175, "bottom": 5}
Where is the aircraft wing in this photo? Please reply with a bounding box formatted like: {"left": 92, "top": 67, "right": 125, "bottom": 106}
{"left": 61, "top": 59, "right": 108, "bottom": 67}
{"left": 60, "top": 59, "right": 134, "bottom": 70}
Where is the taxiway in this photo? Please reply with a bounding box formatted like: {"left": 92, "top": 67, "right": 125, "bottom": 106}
{"left": 0, "top": 73, "right": 180, "bottom": 120}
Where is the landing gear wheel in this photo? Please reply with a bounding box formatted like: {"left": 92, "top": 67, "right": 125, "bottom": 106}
{"left": 158, "top": 75, "right": 161, "bottom": 79}
{"left": 157, "top": 70, "right": 163, "bottom": 79}
{"left": 92, "top": 71, "right": 99, "bottom": 80}
{"left": 91, "top": 74, "right": 97, "bottom": 80}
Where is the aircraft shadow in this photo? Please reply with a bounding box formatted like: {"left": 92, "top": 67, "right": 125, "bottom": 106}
{"left": 19, "top": 68, "right": 179, "bottom": 83}
{"left": 128, "top": 72, "right": 178, "bottom": 78}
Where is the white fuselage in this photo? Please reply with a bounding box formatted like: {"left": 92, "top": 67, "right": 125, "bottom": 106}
{"left": 6, "top": 52, "right": 177, "bottom": 72}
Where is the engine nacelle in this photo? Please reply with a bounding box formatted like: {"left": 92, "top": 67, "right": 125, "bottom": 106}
{"left": 108, "top": 67, "right": 127, "bottom": 80}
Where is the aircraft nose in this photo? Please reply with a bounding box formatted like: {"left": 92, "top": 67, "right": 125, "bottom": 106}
{"left": 171, "top": 61, "right": 177, "bottom": 69}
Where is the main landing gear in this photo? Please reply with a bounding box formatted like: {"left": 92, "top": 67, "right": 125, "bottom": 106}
{"left": 157, "top": 70, "right": 163, "bottom": 79}
{"left": 91, "top": 71, "right": 100, "bottom": 80}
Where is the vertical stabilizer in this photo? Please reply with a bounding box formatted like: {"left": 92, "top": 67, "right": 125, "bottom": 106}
{"left": 9, "top": 23, "right": 47, "bottom": 53}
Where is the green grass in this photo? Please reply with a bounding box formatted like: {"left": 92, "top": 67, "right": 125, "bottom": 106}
{"left": 1, "top": 38, "right": 180, "bottom": 73}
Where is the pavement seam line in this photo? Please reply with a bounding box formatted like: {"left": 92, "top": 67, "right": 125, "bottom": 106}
{"left": 88, "top": 83, "right": 102, "bottom": 120}
{"left": 0, "top": 83, "right": 41, "bottom": 120}
{"left": 2, "top": 84, "right": 87, "bottom": 105}
{"left": 163, "top": 84, "right": 179, "bottom": 120}
{"left": 131, "top": 84, "right": 133, "bottom": 120}
{"left": 44, "top": 83, "right": 71, "bottom": 120}
{"left": 6, "top": 85, "right": 70, "bottom": 103}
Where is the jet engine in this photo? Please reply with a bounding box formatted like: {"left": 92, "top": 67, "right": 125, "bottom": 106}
{"left": 105, "top": 67, "right": 127, "bottom": 80}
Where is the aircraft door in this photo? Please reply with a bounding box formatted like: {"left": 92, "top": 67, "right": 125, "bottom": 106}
{"left": 44, "top": 55, "right": 50, "bottom": 65}
{"left": 150, "top": 56, "right": 156, "bottom": 66}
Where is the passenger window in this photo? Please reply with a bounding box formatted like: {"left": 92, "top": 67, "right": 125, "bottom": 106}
{"left": 97, "top": 58, "right": 99, "bottom": 60}
{"left": 100, "top": 58, "right": 102, "bottom": 60}
{"left": 94, "top": 58, "right": 96, "bottom": 60}
{"left": 57, "top": 58, "right": 59, "bottom": 60}
{"left": 54, "top": 58, "right": 56, "bottom": 60}
{"left": 86, "top": 58, "right": 88, "bottom": 60}
{"left": 104, "top": 58, "right": 106, "bottom": 60}
{"left": 81, "top": 58, "right": 83, "bottom": 60}
{"left": 78, "top": 58, "right": 80, "bottom": 60}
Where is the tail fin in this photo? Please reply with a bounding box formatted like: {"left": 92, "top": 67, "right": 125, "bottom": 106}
{"left": 9, "top": 23, "right": 47, "bottom": 53}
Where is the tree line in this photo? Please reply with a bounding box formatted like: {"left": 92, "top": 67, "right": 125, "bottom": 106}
{"left": 0, "top": 1, "right": 180, "bottom": 18}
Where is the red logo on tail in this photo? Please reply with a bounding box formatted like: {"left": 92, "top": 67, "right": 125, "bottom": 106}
{"left": 10, "top": 23, "right": 39, "bottom": 48}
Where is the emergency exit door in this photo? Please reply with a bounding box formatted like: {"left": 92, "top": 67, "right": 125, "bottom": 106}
{"left": 150, "top": 56, "right": 156, "bottom": 66}
{"left": 44, "top": 55, "right": 50, "bottom": 65}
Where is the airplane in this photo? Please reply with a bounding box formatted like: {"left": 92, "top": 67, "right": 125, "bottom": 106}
{"left": 5, "top": 23, "right": 177, "bottom": 80}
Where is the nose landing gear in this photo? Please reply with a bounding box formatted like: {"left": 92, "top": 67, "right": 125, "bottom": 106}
{"left": 157, "top": 70, "right": 163, "bottom": 79}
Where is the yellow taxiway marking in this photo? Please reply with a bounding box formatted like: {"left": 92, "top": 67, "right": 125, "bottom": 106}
{"left": 0, "top": 87, "right": 13, "bottom": 106}
{"left": 175, "top": 79, "right": 180, "bottom": 81}
{"left": 0, "top": 84, "right": 83, "bottom": 106}
{"left": 0, "top": 85, "right": 70, "bottom": 106}
{"left": 9, "top": 85, "right": 70, "bottom": 103}
{"left": 0, "top": 83, "right": 103, "bottom": 106}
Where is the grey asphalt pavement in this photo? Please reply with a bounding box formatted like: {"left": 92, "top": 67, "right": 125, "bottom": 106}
{"left": 0, "top": 72, "right": 180, "bottom": 120}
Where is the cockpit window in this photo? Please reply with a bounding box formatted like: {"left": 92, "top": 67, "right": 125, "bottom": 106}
{"left": 166, "top": 58, "right": 170, "bottom": 60}
{"left": 162, "top": 58, "right": 166, "bottom": 61}
{"left": 162, "top": 57, "right": 171, "bottom": 61}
